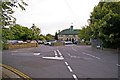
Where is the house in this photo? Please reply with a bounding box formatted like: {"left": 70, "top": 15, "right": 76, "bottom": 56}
{"left": 58, "top": 25, "right": 80, "bottom": 42}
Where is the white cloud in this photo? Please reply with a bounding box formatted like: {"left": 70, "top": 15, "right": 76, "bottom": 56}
{"left": 13, "top": 0, "right": 100, "bottom": 35}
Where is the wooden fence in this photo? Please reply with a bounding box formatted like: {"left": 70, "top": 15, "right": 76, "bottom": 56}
{"left": 7, "top": 43, "right": 38, "bottom": 49}
{"left": 77, "top": 43, "right": 86, "bottom": 45}
{"left": 53, "top": 42, "right": 65, "bottom": 46}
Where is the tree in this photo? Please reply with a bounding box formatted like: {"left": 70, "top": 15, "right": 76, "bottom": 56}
{"left": 1, "top": 0, "right": 28, "bottom": 49}
{"left": 39, "top": 36, "right": 45, "bottom": 41}
{"left": 54, "top": 32, "right": 58, "bottom": 40}
{"left": 79, "top": 26, "right": 93, "bottom": 42}
{"left": 89, "top": 1, "right": 120, "bottom": 48}
{"left": 44, "top": 36, "right": 51, "bottom": 41}
{"left": 1, "top": 0, "right": 28, "bottom": 28}
{"left": 31, "top": 24, "right": 41, "bottom": 40}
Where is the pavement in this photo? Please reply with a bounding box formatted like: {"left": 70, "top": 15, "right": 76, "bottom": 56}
{"left": 1, "top": 66, "right": 20, "bottom": 79}
{"left": 2, "top": 44, "right": 119, "bottom": 79}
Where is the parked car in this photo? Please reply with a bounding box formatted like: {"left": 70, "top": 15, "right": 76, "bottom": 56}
{"left": 49, "top": 40, "right": 57, "bottom": 46}
{"left": 73, "top": 41, "right": 81, "bottom": 44}
{"left": 31, "top": 40, "right": 37, "bottom": 43}
{"left": 65, "top": 41, "right": 73, "bottom": 45}
{"left": 37, "top": 40, "right": 43, "bottom": 44}
{"left": 8, "top": 40, "right": 18, "bottom": 44}
{"left": 26, "top": 40, "right": 31, "bottom": 43}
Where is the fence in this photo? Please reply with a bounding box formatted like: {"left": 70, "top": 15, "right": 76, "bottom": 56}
{"left": 53, "top": 42, "right": 65, "bottom": 46}
{"left": 7, "top": 43, "right": 38, "bottom": 49}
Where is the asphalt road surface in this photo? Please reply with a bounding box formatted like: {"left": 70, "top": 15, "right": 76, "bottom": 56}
{"left": 2, "top": 44, "right": 119, "bottom": 79}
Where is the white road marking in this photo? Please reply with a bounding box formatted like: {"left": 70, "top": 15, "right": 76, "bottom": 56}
{"left": 72, "top": 74, "right": 78, "bottom": 80}
{"left": 82, "top": 52, "right": 101, "bottom": 59}
{"left": 65, "top": 62, "right": 69, "bottom": 66}
{"left": 116, "top": 64, "right": 120, "bottom": 67}
{"left": 72, "top": 47, "right": 77, "bottom": 51}
{"left": 67, "top": 66, "right": 73, "bottom": 72}
{"left": 54, "top": 50, "right": 58, "bottom": 57}
{"left": 57, "top": 49, "right": 63, "bottom": 57}
{"left": 42, "top": 57, "right": 64, "bottom": 60}
{"left": 34, "top": 53, "right": 40, "bottom": 55}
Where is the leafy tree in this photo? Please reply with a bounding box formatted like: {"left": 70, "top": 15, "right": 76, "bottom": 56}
{"left": 79, "top": 26, "right": 93, "bottom": 42}
{"left": 1, "top": 0, "right": 27, "bottom": 49}
{"left": 39, "top": 36, "right": 45, "bottom": 41}
{"left": 44, "top": 36, "right": 51, "bottom": 41}
{"left": 89, "top": 1, "right": 120, "bottom": 48}
{"left": 10, "top": 24, "right": 25, "bottom": 40}
{"left": 54, "top": 32, "right": 58, "bottom": 40}
{"left": 1, "top": 0, "right": 28, "bottom": 28}
{"left": 31, "top": 24, "right": 41, "bottom": 40}
{"left": 21, "top": 27, "right": 33, "bottom": 40}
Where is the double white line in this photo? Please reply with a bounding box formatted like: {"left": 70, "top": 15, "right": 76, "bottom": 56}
{"left": 42, "top": 49, "right": 64, "bottom": 60}
{"left": 56, "top": 49, "right": 63, "bottom": 58}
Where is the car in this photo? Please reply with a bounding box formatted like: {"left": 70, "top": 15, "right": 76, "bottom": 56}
{"left": 9, "top": 40, "right": 18, "bottom": 44}
{"left": 31, "top": 40, "right": 37, "bottom": 43}
{"left": 37, "top": 40, "right": 43, "bottom": 44}
{"left": 73, "top": 41, "right": 81, "bottom": 44}
{"left": 49, "top": 40, "right": 57, "bottom": 46}
{"left": 26, "top": 40, "right": 31, "bottom": 43}
{"left": 65, "top": 41, "right": 73, "bottom": 45}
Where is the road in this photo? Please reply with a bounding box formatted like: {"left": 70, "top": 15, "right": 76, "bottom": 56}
{"left": 2, "top": 44, "right": 119, "bottom": 79}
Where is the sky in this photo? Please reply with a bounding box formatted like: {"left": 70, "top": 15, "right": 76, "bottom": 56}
{"left": 13, "top": 0, "right": 100, "bottom": 35}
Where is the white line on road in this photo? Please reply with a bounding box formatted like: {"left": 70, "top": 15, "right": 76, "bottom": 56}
{"left": 65, "top": 62, "right": 69, "bottom": 66}
{"left": 72, "top": 47, "right": 77, "bottom": 51}
{"left": 67, "top": 66, "right": 73, "bottom": 72}
{"left": 116, "top": 64, "right": 120, "bottom": 67}
{"left": 72, "top": 74, "right": 78, "bottom": 80}
{"left": 54, "top": 50, "right": 58, "bottom": 57}
{"left": 57, "top": 49, "right": 63, "bottom": 57}
{"left": 42, "top": 57, "right": 64, "bottom": 60}
{"left": 34, "top": 53, "right": 40, "bottom": 55}
{"left": 82, "top": 52, "right": 101, "bottom": 59}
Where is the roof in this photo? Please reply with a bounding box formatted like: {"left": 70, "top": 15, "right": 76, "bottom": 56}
{"left": 58, "top": 29, "right": 80, "bottom": 35}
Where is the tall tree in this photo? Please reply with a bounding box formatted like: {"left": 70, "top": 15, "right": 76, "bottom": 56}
{"left": 31, "top": 24, "right": 41, "bottom": 40}
{"left": 89, "top": 1, "right": 120, "bottom": 48}
{"left": 54, "top": 32, "right": 58, "bottom": 40}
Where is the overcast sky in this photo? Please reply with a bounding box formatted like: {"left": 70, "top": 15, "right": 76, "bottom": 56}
{"left": 13, "top": 0, "right": 100, "bottom": 35}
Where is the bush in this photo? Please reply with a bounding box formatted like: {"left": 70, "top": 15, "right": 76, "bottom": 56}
{"left": 85, "top": 41, "right": 91, "bottom": 45}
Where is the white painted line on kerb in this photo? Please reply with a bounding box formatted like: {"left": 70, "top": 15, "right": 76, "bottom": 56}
{"left": 72, "top": 74, "right": 78, "bottom": 80}
{"left": 67, "top": 66, "right": 73, "bottom": 72}
{"left": 116, "top": 64, "right": 120, "bottom": 67}
{"left": 34, "top": 53, "right": 40, "bottom": 55}
{"left": 54, "top": 50, "right": 58, "bottom": 57}
{"left": 65, "top": 62, "right": 69, "bottom": 66}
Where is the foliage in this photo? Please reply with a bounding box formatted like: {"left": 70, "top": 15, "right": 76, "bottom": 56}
{"left": 79, "top": 26, "right": 93, "bottom": 42}
{"left": 31, "top": 24, "right": 41, "bottom": 41}
{"left": 39, "top": 36, "right": 45, "bottom": 41}
{"left": 89, "top": 2, "right": 120, "bottom": 48}
{"left": 1, "top": 0, "right": 28, "bottom": 28}
{"left": 54, "top": 32, "right": 58, "bottom": 40}
{"left": 1, "top": 0, "right": 28, "bottom": 49}
{"left": 44, "top": 36, "right": 51, "bottom": 41}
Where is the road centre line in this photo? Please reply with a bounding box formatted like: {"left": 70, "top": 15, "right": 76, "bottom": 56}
{"left": 67, "top": 66, "right": 73, "bottom": 72}
{"left": 72, "top": 74, "right": 78, "bottom": 80}
{"left": 65, "top": 62, "right": 69, "bottom": 66}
